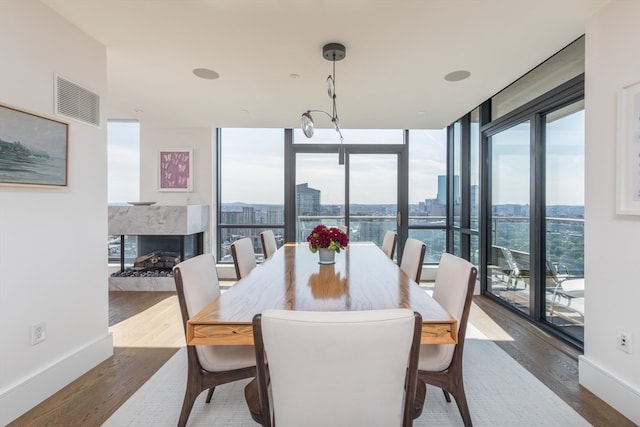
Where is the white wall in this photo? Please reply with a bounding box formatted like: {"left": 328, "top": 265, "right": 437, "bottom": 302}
{"left": 0, "top": 1, "right": 112, "bottom": 424}
{"left": 139, "top": 124, "right": 215, "bottom": 253}
{"left": 581, "top": 1, "right": 640, "bottom": 424}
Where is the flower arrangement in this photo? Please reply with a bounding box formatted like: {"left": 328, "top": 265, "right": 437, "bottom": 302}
{"left": 306, "top": 224, "right": 349, "bottom": 253}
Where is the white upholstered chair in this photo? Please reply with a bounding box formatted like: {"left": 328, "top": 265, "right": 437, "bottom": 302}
{"left": 400, "top": 237, "right": 426, "bottom": 283}
{"left": 381, "top": 230, "right": 398, "bottom": 259}
{"left": 260, "top": 230, "right": 278, "bottom": 260}
{"left": 246, "top": 309, "right": 423, "bottom": 427}
{"left": 418, "top": 253, "right": 478, "bottom": 427}
{"left": 230, "top": 237, "right": 257, "bottom": 279}
{"left": 173, "top": 254, "right": 256, "bottom": 427}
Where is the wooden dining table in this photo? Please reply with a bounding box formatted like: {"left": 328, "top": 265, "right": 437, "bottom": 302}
{"left": 186, "top": 242, "right": 458, "bottom": 346}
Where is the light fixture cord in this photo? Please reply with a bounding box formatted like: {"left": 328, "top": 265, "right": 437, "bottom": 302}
{"left": 331, "top": 53, "right": 344, "bottom": 143}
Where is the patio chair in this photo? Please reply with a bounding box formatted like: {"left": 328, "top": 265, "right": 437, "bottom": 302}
{"left": 492, "top": 246, "right": 529, "bottom": 289}
{"left": 546, "top": 261, "right": 584, "bottom": 316}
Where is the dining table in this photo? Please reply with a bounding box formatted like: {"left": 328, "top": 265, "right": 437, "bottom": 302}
{"left": 186, "top": 242, "right": 458, "bottom": 346}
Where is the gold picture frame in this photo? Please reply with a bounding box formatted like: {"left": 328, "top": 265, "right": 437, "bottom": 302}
{"left": 0, "top": 102, "right": 69, "bottom": 187}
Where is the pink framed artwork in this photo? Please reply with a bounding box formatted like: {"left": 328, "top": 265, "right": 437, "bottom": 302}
{"left": 159, "top": 149, "right": 192, "bottom": 192}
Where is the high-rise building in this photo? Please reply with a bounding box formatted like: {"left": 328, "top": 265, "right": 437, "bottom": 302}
{"left": 437, "top": 175, "right": 460, "bottom": 205}
{"left": 296, "top": 183, "right": 321, "bottom": 216}
{"left": 242, "top": 206, "right": 256, "bottom": 224}
{"left": 266, "top": 206, "right": 284, "bottom": 224}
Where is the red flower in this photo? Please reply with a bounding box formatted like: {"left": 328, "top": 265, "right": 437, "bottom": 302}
{"left": 306, "top": 224, "right": 349, "bottom": 253}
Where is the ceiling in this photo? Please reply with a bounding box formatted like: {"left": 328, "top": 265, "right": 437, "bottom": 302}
{"left": 41, "top": 0, "right": 608, "bottom": 130}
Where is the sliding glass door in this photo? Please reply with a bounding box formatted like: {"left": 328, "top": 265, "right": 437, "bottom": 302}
{"left": 487, "top": 121, "right": 531, "bottom": 315}
{"left": 347, "top": 154, "right": 398, "bottom": 249}
{"left": 295, "top": 153, "right": 345, "bottom": 242}
{"left": 290, "top": 130, "right": 406, "bottom": 259}
{"left": 480, "top": 89, "right": 585, "bottom": 346}
{"left": 544, "top": 101, "right": 585, "bottom": 341}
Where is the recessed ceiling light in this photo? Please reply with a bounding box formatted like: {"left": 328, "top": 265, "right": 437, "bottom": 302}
{"left": 134, "top": 108, "right": 144, "bottom": 113}
{"left": 444, "top": 70, "right": 471, "bottom": 82}
{"left": 290, "top": 73, "right": 300, "bottom": 79}
{"left": 193, "top": 68, "right": 220, "bottom": 80}
{"left": 417, "top": 111, "right": 425, "bottom": 115}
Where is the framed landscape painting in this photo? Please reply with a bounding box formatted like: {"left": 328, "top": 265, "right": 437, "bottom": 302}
{"left": 616, "top": 80, "right": 640, "bottom": 214}
{"left": 0, "top": 103, "right": 69, "bottom": 187}
{"left": 158, "top": 149, "right": 192, "bottom": 192}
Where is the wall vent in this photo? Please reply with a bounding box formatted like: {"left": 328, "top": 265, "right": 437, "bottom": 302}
{"left": 55, "top": 75, "right": 100, "bottom": 127}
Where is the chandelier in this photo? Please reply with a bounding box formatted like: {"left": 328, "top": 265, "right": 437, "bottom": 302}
{"left": 301, "top": 42, "right": 346, "bottom": 164}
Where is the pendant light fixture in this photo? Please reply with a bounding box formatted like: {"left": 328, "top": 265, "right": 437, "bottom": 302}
{"left": 301, "top": 42, "right": 346, "bottom": 164}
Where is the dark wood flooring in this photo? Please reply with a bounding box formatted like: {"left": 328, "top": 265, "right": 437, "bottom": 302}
{"left": 8, "top": 291, "right": 636, "bottom": 427}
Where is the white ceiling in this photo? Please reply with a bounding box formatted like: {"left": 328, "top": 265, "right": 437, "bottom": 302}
{"left": 41, "top": 0, "right": 608, "bottom": 130}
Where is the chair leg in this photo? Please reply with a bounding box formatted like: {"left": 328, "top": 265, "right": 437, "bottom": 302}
{"left": 205, "top": 387, "right": 215, "bottom": 403}
{"left": 441, "top": 388, "right": 451, "bottom": 402}
{"left": 178, "top": 379, "right": 201, "bottom": 427}
{"left": 449, "top": 387, "right": 473, "bottom": 427}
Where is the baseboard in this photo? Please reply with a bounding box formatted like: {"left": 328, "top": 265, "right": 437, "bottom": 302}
{"left": 579, "top": 355, "right": 640, "bottom": 425}
{"left": 109, "top": 276, "right": 175, "bottom": 291}
{"left": 0, "top": 332, "right": 113, "bottom": 426}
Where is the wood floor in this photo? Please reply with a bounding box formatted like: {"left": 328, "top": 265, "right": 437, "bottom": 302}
{"left": 8, "top": 290, "right": 636, "bottom": 427}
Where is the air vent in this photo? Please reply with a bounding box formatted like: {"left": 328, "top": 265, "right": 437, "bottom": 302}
{"left": 55, "top": 75, "right": 100, "bottom": 127}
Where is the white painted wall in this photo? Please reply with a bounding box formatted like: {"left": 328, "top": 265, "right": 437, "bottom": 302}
{"left": 581, "top": 1, "right": 640, "bottom": 424}
{"left": 0, "top": 1, "right": 112, "bottom": 424}
{"left": 139, "top": 124, "right": 215, "bottom": 253}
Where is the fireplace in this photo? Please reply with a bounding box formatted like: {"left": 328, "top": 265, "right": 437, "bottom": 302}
{"left": 108, "top": 205, "right": 209, "bottom": 290}
{"left": 110, "top": 233, "right": 203, "bottom": 277}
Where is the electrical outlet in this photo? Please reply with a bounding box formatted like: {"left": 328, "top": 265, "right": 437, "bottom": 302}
{"left": 617, "top": 330, "right": 632, "bottom": 354}
{"left": 31, "top": 322, "right": 46, "bottom": 345}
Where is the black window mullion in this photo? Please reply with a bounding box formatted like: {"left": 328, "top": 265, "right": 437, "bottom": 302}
{"left": 460, "top": 114, "right": 471, "bottom": 261}
{"left": 284, "top": 129, "right": 295, "bottom": 243}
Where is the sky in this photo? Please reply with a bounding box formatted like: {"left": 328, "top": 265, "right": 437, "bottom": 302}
{"left": 108, "top": 121, "right": 139, "bottom": 203}
{"left": 107, "top": 119, "right": 584, "bottom": 206}
{"left": 220, "top": 128, "right": 448, "bottom": 206}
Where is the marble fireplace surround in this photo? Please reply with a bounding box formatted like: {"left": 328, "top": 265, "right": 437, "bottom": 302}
{"left": 108, "top": 204, "right": 209, "bottom": 291}
{"left": 109, "top": 204, "right": 209, "bottom": 236}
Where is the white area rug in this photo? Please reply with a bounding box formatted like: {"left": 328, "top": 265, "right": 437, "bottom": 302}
{"left": 103, "top": 324, "right": 591, "bottom": 426}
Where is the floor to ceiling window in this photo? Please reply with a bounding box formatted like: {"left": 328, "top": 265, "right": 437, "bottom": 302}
{"left": 217, "top": 128, "right": 285, "bottom": 263}
{"left": 218, "top": 128, "right": 448, "bottom": 278}
{"left": 469, "top": 109, "right": 480, "bottom": 266}
{"left": 451, "top": 120, "right": 462, "bottom": 257}
{"left": 474, "top": 36, "right": 586, "bottom": 347}
{"left": 290, "top": 128, "right": 406, "bottom": 258}
{"left": 348, "top": 154, "right": 398, "bottom": 244}
{"left": 544, "top": 101, "right": 585, "bottom": 342}
{"left": 486, "top": 121, "right": 531, "bottom": 315}
{"left": 107, "top": 120, "right": 140, "bottom": 204}
{"left": 407, "top": 129, "right": 448, "bottom": 264}
{"left": 295, "top": 151, "right": 345, "bottom": 242}
{"left": 107, "top": 120, "right": 140, "bottom": 265}
{"left": 479, "top": 91, "right": 585, "bottom": 345}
